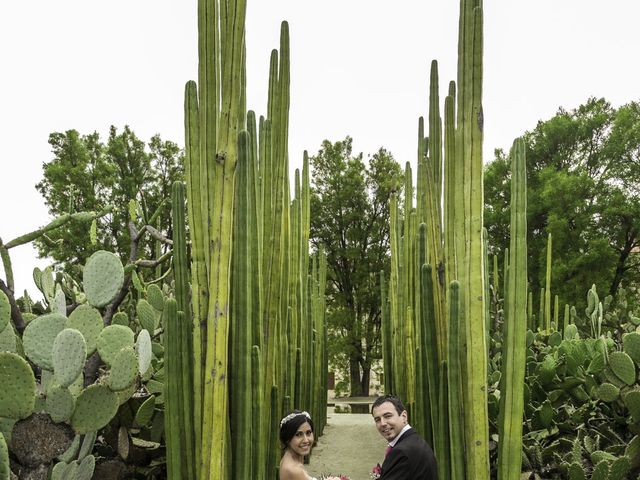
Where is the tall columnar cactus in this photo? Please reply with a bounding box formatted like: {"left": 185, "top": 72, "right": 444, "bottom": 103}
{"left": 384, "top": 0, "right": 489, "bottom": 477}
{"left": 497, "top": 139, "right": 528, "bottom": 479}
{"left": 180, "top": 7, "right": 322, "bottom": 478}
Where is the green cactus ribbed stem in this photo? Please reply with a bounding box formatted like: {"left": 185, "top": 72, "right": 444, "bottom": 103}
{"left": 429, "top": 60, "right": 443, "bottom": 205}
{"left": 420, "top": 261, "right": 440, "bottom": 449}
{"left": 388, "top": 194, "right": 406, "bottom": 401}
{"left": 437, "top": 360, "right": 451, "bottom": 480}
{"left": 545, "top": 233, "right": 552, "bottom": 332}
{"left": 422, "top": 159, "right": 446, "bottom": 361}
{"left": 553, "top": 295, "right": 559, "bottom": 330}
{"left": 251, "top": 346, "right": 265, "bottom": 480}
{"left": 528, "top": 290, "right": 533, "bottom": 331}
{"left": 497, "top": 138, "right": 528, "bottom": 480}
{"left": 380, "top": 271, "right": 393, "bottom": 395}
{"left": 447, "top": 281, "right": 465, "bottom": 480}
{"left": 539, "top": 287, "right": 545, "bottom": 332}
{"left": 170, "top": 181, "right": 195, "bottom": 480}
{"left": 456, "top": 0, "right": 488, "bottom": 474}
{"left": 230, "top": 130, "right": 253, "bottom": 479}
{"left": 164, "top": 299, "right": 181, "bottom": 480}
{"left": 563, "top": 304, "right": 570, "bottom": 334}
{"left": 183, "top": 79, "right": 205, "bottom": 463}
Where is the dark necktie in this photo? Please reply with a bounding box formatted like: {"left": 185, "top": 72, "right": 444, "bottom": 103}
{"left": 385, "top": 446, "right": 393, "bottom": 456}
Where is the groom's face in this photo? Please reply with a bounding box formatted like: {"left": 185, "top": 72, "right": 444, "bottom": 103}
{"left": 372, "top": 401, "right": 408, "bottom": 442}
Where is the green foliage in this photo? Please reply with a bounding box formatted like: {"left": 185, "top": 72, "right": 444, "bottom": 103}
{"left": 490, "top": 285, "right": 640, "bottom": 478}
{"left": 485, "top": 98, "right": 640, "bottom": 311}
{"left": 34, "top": 127, "right": 183, "bottom": 274}
{"left": 309, "top": 137, "right": 402, "bottom": 395}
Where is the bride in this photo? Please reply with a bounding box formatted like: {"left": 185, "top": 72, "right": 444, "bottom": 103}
{"left": 279, "top": 410, "right": 318, "bottom": 480}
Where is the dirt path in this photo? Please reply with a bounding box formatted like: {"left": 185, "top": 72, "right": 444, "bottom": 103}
{"left": 307, "top": 408, "right": 387, "bottom": 480}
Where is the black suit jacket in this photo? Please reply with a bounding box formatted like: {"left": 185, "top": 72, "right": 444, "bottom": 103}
{"left": 380, "top": 428, "right": 438, "bottom": 480}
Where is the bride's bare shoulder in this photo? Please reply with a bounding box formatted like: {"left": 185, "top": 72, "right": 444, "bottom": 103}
{"left": 279, "top": 460, "right": 309, "bottom": 480}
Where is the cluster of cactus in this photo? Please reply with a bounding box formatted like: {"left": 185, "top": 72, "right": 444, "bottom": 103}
{"left": 167, "top": 2, "right": 327, "bottom": 478}
{"left": 486, "top": 282, "right": 640, "bottom": 478}
{"left": 382, "top": 0, "right": 489, "bottom": 478}
{"left": 0, "top": 245, "right": 172, "bottom": 478}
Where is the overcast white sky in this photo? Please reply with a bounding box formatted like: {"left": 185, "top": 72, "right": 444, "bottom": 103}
{"left": 1, "top": 1, "right": 639, "bottom": 297}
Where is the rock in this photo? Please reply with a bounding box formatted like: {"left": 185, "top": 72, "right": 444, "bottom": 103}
{"left": 92, "top": 459, "right": 129, "bottom": 480}
{"left": 9, "top": 413, "right": 74, "bottom": 468}
{"left": 17, "top": 464, "right": 48, "bottom": 480}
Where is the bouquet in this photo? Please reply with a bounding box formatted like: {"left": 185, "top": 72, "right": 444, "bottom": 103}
{"left": 370, "top": 463, "right": 382, "bottom": 479}
{"left": 320, "top": 476, "right": 350, "bottom": 480}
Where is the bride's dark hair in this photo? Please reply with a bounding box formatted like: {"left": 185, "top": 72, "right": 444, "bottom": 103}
{"left": 279, "top": 410, "right": 314, "bottom": 448}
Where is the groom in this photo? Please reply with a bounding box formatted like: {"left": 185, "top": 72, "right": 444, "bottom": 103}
{"left": 371, "top": 395, "right": 438, "bottom": 479}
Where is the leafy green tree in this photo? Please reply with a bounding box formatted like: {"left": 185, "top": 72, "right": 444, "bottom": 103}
{"left": 310, "top": 137, "right": 402, "bottom": 396}
{"left": 485, "top": 98, "right": 640, "bottom": 312}
{"left": 35, "top": 126, "right": 183, "bottom": 276}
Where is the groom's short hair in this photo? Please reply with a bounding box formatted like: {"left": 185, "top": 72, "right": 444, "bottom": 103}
{"left": 371, "top": 394, "right": 405, "bottom": 416}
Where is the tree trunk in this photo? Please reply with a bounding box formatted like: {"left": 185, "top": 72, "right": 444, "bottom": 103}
{"left": 609, "top": 232, "right": 638, "bottom": 296}
{"left": 360, "top": 366, "right": 370, "bottom": 396}
{"left": 349, "top": 356, "right": 363, "bottom": 396}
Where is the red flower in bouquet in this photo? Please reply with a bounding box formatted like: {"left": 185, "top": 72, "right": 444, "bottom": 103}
{"left": 370, "top": 463, "right": 382, "bottom": 479}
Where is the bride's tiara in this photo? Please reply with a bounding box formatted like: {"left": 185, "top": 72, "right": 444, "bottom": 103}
{"left": 280, "top": 411, "right": 311, "bottom": 428}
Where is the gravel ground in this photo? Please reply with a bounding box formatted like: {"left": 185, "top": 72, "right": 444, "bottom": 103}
{"left": 307, "top": 408, "right": 387, "bottom": 480}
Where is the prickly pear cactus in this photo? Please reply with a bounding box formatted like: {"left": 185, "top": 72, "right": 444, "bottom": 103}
{"left": 52, "top": 328, "right": 87, "bottom": 387}
{"left": 608, "top": 351, "right": 636, "bottom": 385}
{"left": 22, "top": 313, "right": 67, "bottom": 370}
{"left": 136, "top": 329, "right": 152, "bottom": 375}
{"left": 107, "top": 346, "right": 138, "bottom": 391}
{"left": 70, "top": 385, "right": 119, "bottom": 434}
{"left": 146, "top": 284, "right": 165, "bottom": 312}
{"left": 66, "top": 305, "right": 103, "bottom": 356}
{"left": 82, "top": 250, "right": 124, "bottom": 308}
{"left": 0, "top": 431, "right": 8, "bottom": 480}
{"left": 0, "top": 323, "right": 16, "bottom": 353}
{"left": 136, "top": 299, "right": 156, "bottom": 334}
{"left": 96, "top": 325, "right": 135, "bottom": 366}
{"left": 0, "top": 352, "right": 36, "bottom": 419}
{"left": 46, "top": 385, "right": 76, "bottom": 423}
{"left": 76, "top": 454, "right": 96, "bottom": 480}
{"left": 0, "top": 290, "right": 10, "bottom": 335}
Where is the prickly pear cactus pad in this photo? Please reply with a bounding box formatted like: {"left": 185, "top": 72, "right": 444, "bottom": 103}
{"left": 136, "top": 329, "right": 152, "bottom": 375}
{"left": 146, "top": 284, "right": 165, "bottom": 312}
{"left": 0, "top": 323, "right": 16, "bottom": 353}
{"left": 136, "top": 299, "right": 156, "bottom": 333}
{"left": 609, "top": 351, "right": 636, "bottom": 386}
{"left": 70, "top": 384, "right": 118, "bottom": 434}
{"left": 0, "top": 431, "right": 8, "bottom": 480}
{"left": 82, "top": 250, "right": 124, "bottom": 308}
{"left": 22, "top": 313, "right": 67, "bottom": 370}
{"left": 107, "top": 346, "right": 138, "bottom": 391}
{"left": 0, "top": 352, "right": 36, "bottom": 419}
{"left": 66, "top": 305, "right": 103, "bottom": 356}
{"left": 53, "top": 329, "right": 87, "bottom": 388}
{"left": 46, "top": 385, "right": 76, "bottom": 423}
{"left": 0, "top": 290, "right": 10, "bottom": 335}
{"left": 623, "top": 332, "right": 640, "bottom": 365}
{"left": 111, "top": 311, "right": 129, "bottom": 327}
{"left": 96, "top": 325, "right": 134, "bottom": 366}
{"left": 76, "top": 453, "right": 95, "bottom": 480}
